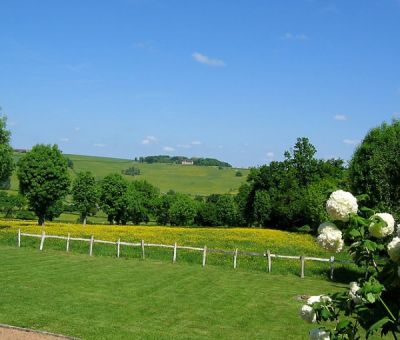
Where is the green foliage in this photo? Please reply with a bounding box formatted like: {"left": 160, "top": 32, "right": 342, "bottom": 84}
{"left": 17, "top": 144, "right": 70, "bottom": 225}
{"left": 139, "top": 155, "right": 232, "bottom": 167}
{"left": 122, "top": 166, "right": 141, "bottom": 176}
{"left": 349, "top": 120, "right": 400, "bottom": 217}
{"left": 72, "top": 171, "right": 99, "bottom": 225}
{"left": 253, "top": 190, "right": 271, "bottom": 227}
{"left": 215, "top": 194, "right": 238, "bottom": 226}
{"left": 235, "top": 170, "right": 243, "bottom": 177}
{"left": 168, "top": 194, "right": 198, "bottom": 226}
{"left": 0, "top": 192, "right": 26, "bottom": 217}
{"left": 0, "top": 115, "right": 14, "bottom": 184}
{"left": 99, "top": 173, "right": 129, "bottom": 224}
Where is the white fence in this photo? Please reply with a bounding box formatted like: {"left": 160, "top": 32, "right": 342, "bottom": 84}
{"left": 17, "top": 229, "right": 347, "bottom": 279}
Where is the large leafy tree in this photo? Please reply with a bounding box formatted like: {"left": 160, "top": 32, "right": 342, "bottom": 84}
{"left": 72, "top": 171, "right": 99, "bottom": 225}
{"left": 349, "top": 120, "right": 400, "bottom": 216}
{"left": 17, "top": 144, "right": 70, "bottom": 225}
{"left": 0, "top": 115, "right": 14, "bottom": 186}
{"left": 168, "top": 194, "right": 197, "bottom": 226}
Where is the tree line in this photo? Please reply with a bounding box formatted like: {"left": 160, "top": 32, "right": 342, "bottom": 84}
{"left": 1, "top": 115, "right": 399, "bottom": 230}
{"left": 137, "top": 155, "right": 232, "bottom": 167}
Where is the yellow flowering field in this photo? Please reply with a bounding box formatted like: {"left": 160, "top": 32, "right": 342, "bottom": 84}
{"left": 1, "top": 219, "right": 326, "bottom": 256}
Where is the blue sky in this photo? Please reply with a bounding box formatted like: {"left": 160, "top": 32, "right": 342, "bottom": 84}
{"left": 0, "top": 0, "right": 399, "bottom": 167}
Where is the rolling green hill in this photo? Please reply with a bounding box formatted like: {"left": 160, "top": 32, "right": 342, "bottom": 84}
{"left": 9, "top": 153, "right": 249, "bottom": 196}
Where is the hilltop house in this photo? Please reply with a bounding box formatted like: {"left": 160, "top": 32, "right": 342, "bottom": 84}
{"left": 181, "top": 160, "right": 194, "bottom": 165}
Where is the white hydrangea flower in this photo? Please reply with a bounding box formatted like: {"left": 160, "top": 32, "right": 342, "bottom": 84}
{"left": 307, "top": 295, "right": 332, "bottom": 305}
{"left": 317, "top": 228, "right": 344, "bottom": 253}
{"left": 318, "top": 222, "right": 338, "bottom": 235}
{"left": 309, "top": 328, "right": 330, "bottom": 340}
{"left": 326, "top": 190, "right": 358, "bottom": 222}
{"left": 369, "top": 213, "right": 395, "bottom": 238}
{"left": 349, "top": 282, "right": 363, "bottom": 304}
{"left": 300, "top": 304, "right": 316, "bottom": 323}
{"left": 387, "top": 237, "right": 400, "bottom": 263}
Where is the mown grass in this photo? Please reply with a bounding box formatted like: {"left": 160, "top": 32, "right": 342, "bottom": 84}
{"left": 0, "top": 220, "right": 360, "bottom": 280}
{"left": 8, "top": 153, "right": 249, "bottom": 196}
{"left": 0, "top": 245, "right": 347, "bottom": 339}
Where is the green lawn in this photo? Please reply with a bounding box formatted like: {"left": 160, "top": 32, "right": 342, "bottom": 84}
{"left": 0, "top": 245, "right": 344, "bottom": 339}
{"left": 8, "top": 153, "right": 249, "bottom": 196}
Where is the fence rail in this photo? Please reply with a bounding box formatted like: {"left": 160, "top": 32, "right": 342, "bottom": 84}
{"left": 17, "top": 229, "right": 346, "bottom": 279}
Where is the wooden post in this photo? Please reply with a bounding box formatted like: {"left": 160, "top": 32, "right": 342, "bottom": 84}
{"left": 66, "top": 233, "right": 70, "bottom": 252}
{"left": 202, "top": 245, "right": 207, "bottom": 267}
{"left": 173, "top": 243, "right": 177, "bottom": 263}
{"left": 266, "top": 250, "right": 272, "bottom": 273}
{"left": 39, "top": 231, "right": 46, "bottom": 251}
{"left": 300, "top": 256, "right": 305, "bottom": 278}
{"left": 117, "top": 239, "right": 121, "bottom": 258}
{"left": 329, "top": 256, "right": 335, "bottom": 280}
{"left": 89, "top": 235, "right": 94, "bottom": 256}
{"left": 233, "top": 248, "right": 238, "bottom": 269}
{"left": 18, "top": 229, "right": 21, "bottom": 248}
{"left": 141, "top": 239, "right": 145, "bottom": 259}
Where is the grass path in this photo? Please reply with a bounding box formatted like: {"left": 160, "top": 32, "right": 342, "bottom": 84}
{"left": 0, "top": 246, "right": 344, "bottom": 339}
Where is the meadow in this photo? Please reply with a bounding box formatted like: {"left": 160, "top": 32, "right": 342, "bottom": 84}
{"left": 8, "top": 153, "right": 249, "bottom": 196}
{"left": 0, "top": 245, "right": 345, "bottom": 339}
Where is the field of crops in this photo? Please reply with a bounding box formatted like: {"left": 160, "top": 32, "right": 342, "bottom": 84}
{"left": 0, "top": 220, "right": 357, "bottom": 279}
{"left": 8, "top": 153, "right": 249, "bottom": 196}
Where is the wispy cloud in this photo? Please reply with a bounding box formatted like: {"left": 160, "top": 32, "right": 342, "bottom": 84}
{"left": 192, "top": 52, "right": 225, "bottom": 67}
{"left": 177, "top": 144, "right": 191, "bottom": 149}
{"left": 343, "top": 139, "right": 359, "bottom": 145}
{"left": 191, "top": 140, "right": 202, "bottom": 145}
{"left": 142, "top": 135, "right": 157, "bottom": 145}
{"left": 163, "top": 146, "right": 175, "bottom": 152}
{"left": 281, "top": 33, "right": 309, "bottom": 41}
{"left": 393, "top": 112, "right": 400, "bottom": 119}
{"left": 334, "top": 114, "right": 348, "bottom": 121}
{"left": 74, "top": 127, "right": 81, "bottom": 132}
{"left": 133, "top": 41, "right": 155, "bottom": 51}
{"left": 266, "top": 151, "right": 274, "bottom": 158}
{"left": 65, "top": 63, "right": 90, "bottom": 72}
{"left": 60, "top": 138, "right": 69, "bottom": 142}
{"left": 93, "top": 143, "right": 106, "bottom": 147}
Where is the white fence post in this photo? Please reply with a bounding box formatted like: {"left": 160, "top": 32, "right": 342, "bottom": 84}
{"left": 18, "top": 229, "right": 21, "bottom": 248}
{"left": 89, "top": 235, "right": 94, "bottom": 256}
{"left": 141, "top": 240, "right": 145, "bottom": 259}
{"left": 173, "top": 243, "right": 177, "bottom": 263}
{"left": 300, "top": 256, "right": 305, "bottom": 278}
{"left": 329, "top": 256, "right": 335, "bottom": 280}
{"left": 202, "top": 246, "right": 207, "bottom": 267}
{"left": 266, "top": 250, "right": 272, "bottom": 273}
{"left": 117, "top": 239, "right": 121, "bottom": 258}
{"left": 39, "top": 231, "right": 46, "bottom": 251}
{"left": 233, "top": 248, "right": 238, "bottom": 269}
{"left": 66, "top": 233, "right": 70, "bottom": 252}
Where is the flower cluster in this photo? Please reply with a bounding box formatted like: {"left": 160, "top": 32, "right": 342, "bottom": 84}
{"left": 348, "top": 282, "right": 362, "bottom": 304}
{"left": 388, "top": 237, "right": 400, "bottom": 263}
{"left": 309, "top": 328, "right": 330, "bottom": 340}
{"left": 325, "top": 190, "right": 358, "bottom": 222}
{"left": 299, "top": 295, "right": 331, "bottom": 324}
{"left": 369, "top": 213, "right": 395, "bottom": 238}
{"left": 317, "top": 222, "right": 344, "bottom": 253}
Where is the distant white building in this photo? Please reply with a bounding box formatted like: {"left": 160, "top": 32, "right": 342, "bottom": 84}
{"left": 181, "top": 160, "right": 194, "bottom": 165}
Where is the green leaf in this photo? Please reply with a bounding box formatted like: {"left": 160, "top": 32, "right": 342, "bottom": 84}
{"left": 367, "top": 317, "right": 392, "bottom": 335}
{"left": 366, "top": 293, "right": 376, "bottom": 303}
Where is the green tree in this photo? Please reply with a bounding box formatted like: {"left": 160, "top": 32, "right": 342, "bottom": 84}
{"left": 0, "top": 115, "right": 14, "bottom": 186}
{"left": 349, "top": 120, "right": 400, "bottom": 216}
{"left": 154, "top": 191, "right": 177, "bottom": 225}
{"left": 17, "top": 144, "right": 70, "bottom": 225}
{"left": 125, "top": 183, "right": 149, "bottom": 225}
{"left": 99, "top": 173, "right": 128, "bottom": 224}
{"left": 72, "top": 171, "right": 99, "bottom": 225}
{"left": 0, "top": 192, "right": 26, "bottom": 218}
{"left": 215, "top": 195, "right": 237, "bottom": 226}
{"left": 169, "top": 194, "right": 197, "bottom": 226}
{"left": 253, "top": 190, "right": 271, "bottom": 227}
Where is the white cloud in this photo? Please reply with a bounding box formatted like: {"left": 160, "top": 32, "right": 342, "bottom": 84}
{"left": 142, "top": 135, "right": 157, "bottom": 145}
{"left": 60, "top": 138, "right": 69, "bottom": 142}
{"left": 266, "top": 151, "right": 274, "bottom": 158}
{"left": 343, "top": 139, "right": 359, "bottom": 145}
{"left": 191, "top": 140, "right": 202, "bottom": 145}
{"left": 93, "top": 143, "right": 106, "bottom": 147}
{"left": 334, "top": 114, "right": 348, "bottom": 121}
{"left": 133, "top": 41, "right": 155, "bottom": 50}
{"left": 163, "top": 146, "right": 175, "bottom": 152}
{"left": 281, "top": 33, "right": 309, "bottom": 41}
{"left": 74, "top": 127, "right": 81, "bottom": 132}
{"left": 192, "top": 52, "right": 225, "bottom": 67}
{"left": 65, "top": 63, "right": 90, "bottom": 72}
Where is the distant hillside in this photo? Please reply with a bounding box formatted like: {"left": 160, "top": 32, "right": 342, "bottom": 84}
{"left": 8, "top": 153, "right": 249, "bottom": 196}
{"left": 137, "top": 155, "right": 232, "bottom": 167}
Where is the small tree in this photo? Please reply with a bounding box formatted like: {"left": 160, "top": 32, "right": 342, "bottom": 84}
{"left": 99, "top": 173, "right": 128, "bottom": 224}
{"left": 169, "top": 194, "right": 197, "bottom": 226}
{"left": 72, "top": 171, "right": 99, "bottom": 225}
{"left": 253, "top": 190, "right": 271, "bottom": 227}
{"left": 17, "top": 144, "right": 70, "bottom": 225}
{"left": 0, "top": 115, "right": 14, "bottom": 185}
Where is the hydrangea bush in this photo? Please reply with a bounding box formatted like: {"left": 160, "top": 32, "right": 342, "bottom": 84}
{"left": 300, "top": 190, "right": 400, "bottom": 339}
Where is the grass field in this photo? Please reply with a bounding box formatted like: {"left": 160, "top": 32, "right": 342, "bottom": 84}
{"left": 8, "top": 153, "right": 250, "bottom": 196}
{"left": 0, "top": 245, "right": 346, "bottom": 339}
{"left": 0, "top": 220, "right": 359, "bottom": 279}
